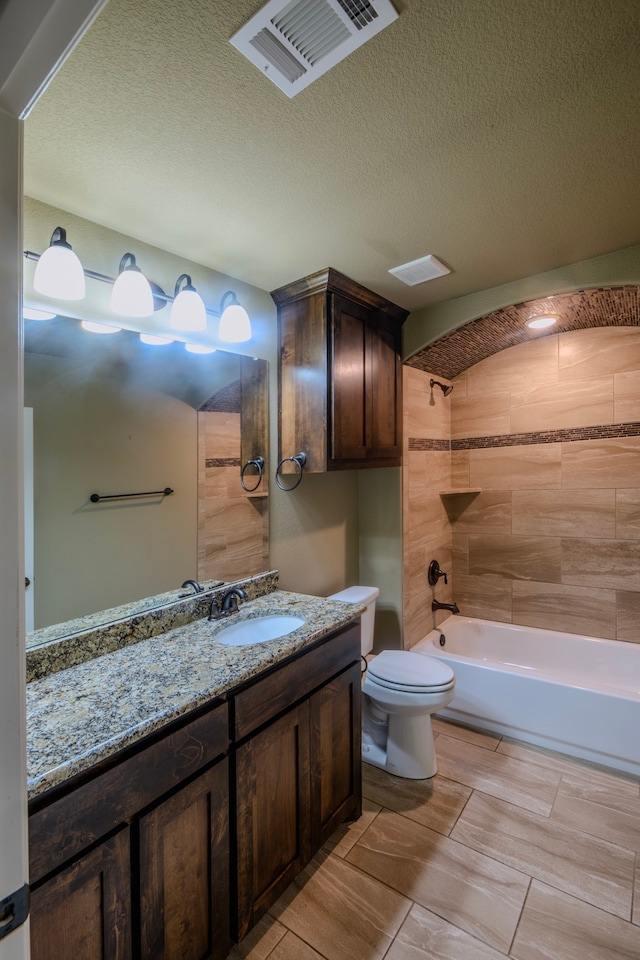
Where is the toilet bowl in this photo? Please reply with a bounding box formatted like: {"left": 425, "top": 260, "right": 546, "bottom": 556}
{"left": 328, "top": 587, "right": 455, "bottom": 779}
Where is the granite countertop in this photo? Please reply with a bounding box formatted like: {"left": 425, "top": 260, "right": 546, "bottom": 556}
{"left": 27, "top": 590, "right": 364, "bottom": 801}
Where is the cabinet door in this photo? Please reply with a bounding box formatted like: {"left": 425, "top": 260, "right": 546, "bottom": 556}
{"left": 310, "top": 661, "right": 362, "bottom": 849}
{"left": 139, "top": 759, "right": 230, "bottom": 960}
{"left": 30, "top": 828, "right": 131, "bottom": 960}
{"left": 235, "top": 702, "right": 311, "bottom": 940}
{"left": 330, "top": 294, "right": 368, "bottom": 462}
{"left": 367, "top": 316, "right": 402, "bottom": 463}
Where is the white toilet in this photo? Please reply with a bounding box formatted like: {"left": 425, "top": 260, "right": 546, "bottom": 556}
{"left": 329, "top": 586, "right": 455, "bottom": 779}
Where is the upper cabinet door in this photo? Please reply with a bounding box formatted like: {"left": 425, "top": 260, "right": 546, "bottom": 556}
{"left": 273, "top": 269, "right": 407, "bottom": 473}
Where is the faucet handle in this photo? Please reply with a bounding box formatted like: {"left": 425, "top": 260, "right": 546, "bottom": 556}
{"left": 427, "top": 560, "right": 448, "bottom": 586}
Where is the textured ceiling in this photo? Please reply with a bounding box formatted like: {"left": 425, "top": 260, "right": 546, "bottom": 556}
{"left": 24, "top": 0, "right": 640, "bottom": 312}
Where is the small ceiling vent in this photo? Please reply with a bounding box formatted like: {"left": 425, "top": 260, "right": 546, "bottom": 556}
{"left": 230, "top": 0, "right": 399, "bottom": 97}
{"left": 389, "top": 254, "right": 451, "bottom": 286}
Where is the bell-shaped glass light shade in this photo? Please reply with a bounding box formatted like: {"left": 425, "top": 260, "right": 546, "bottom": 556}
{"left": 33, "top": 227, "right": 85, "bottom": 301}
{"left": 110, "top": 253, "right": 154, "bottom": 317}
{"left": 140, "top": 333, "right": 173, "bottom": 345}
{"left": 23, "top": 307, "right": 57, "bottom": 321}
{"left": 170, "top": 274, "right": 207, "bottom": 332}
{"left": 185, "top": 342, "right": 216, "bottom": 354}
{"left": 218, "top": 292, "right": 251, "bottom": 343}
{"left": 81, "top": 320, "right": 122, "bottom": 335}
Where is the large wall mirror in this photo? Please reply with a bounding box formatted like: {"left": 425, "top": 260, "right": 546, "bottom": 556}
{"left": 24, "top": 315, "right": 268, "bottom": 646}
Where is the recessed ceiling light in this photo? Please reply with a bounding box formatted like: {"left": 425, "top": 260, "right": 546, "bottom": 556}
{"left": 527, "top": 315, "right": 557, "bottom": 330}
{"left": 388, "top": 254, "right": 451, "bottom": 286}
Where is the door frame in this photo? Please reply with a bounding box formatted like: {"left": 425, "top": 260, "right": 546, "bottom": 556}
{"left": 0, "top": 2, "right": 108, "bottom": 957}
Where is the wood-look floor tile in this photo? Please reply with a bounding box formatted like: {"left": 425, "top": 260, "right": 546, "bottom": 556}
{"left": 511, "top": 880, "right": 640, "bottom": 960}
{"left": 496, "top": 737, "right": 640, "bottom": 790}
{"left": 384, "top": 902, "right": 507, "bottom": 960}
{"left": 432, "top": 717, "right": 501, "bottom": 751}
{"left": 634, "top": 861, "right": 640, "bottom": 926}
{"left": 361, "top": 763, "right": 471, "bottom": 836}
{"left": 451, "top": 791, "right": 635, "bottom": 919}
{"left": 267, "top": 931, "right": 327, "bottom": 960}
{"left": 435, "top": 735, "right": 560, "bottom": 816}
{"left": 227, "top": 916, "right": 287, "bottom": 960}
{"left": 270, "top": 852, "right": 411, "bottom": 960}
{"left": 550, "top": 772, "right": 640, "bottom": 853}
{"left": 323, "top": 797, "right": 381, "bottom": 858}
{"left": 345, "top": 808, "right": 529, "bottom": 953}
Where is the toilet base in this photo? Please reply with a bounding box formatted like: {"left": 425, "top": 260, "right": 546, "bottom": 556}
{"left": 362, "top": 712, "right": 438, "bottom": 779}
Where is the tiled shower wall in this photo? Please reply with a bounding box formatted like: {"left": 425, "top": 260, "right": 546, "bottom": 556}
{"left": 197, "top": 410, "right": 268, "bottom": 583}
{"left": 404, "top": 326, "right": 640, "bottom": 645}
{"left": 402, "top": 367, "right": 453, "bottom": 648}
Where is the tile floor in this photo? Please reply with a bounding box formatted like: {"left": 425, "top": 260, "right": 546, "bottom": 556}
{"left": 228, "top": 717, "right": 640, "bottom": 960}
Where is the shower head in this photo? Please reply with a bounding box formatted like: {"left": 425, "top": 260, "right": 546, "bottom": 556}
{"left": 430, "top": 378, "right": 453, "bottom": 397}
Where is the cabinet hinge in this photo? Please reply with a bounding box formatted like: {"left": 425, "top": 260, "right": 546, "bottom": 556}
{"left": 0, "top": 884, "right": 30, "bottom": 940}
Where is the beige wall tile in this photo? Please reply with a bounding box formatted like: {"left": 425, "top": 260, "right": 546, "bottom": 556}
{"left": 562, "top": 538, "right": 640, "bottom": 592}
{"left": 561, "top": 436, "right": 640, "bottom": 488}
{"left": 616, "top": 489, "right": 640, "bottom": 539}
{"left": 405, "top": 368, "right": 451, "bottom": 439}
{"left": 452, "top": 533, "right": 469, "bottom": 573}
{"left": 614, "top": 369, "right": 640, "bottom": 423}
{"left": 407, "top": 450, "right": 450, "bottom": 501}
{"left": 512, "top": 880, "right": 640, "bottom": 960}
{"left": 512, "top": 581, "right": 616, "bottom": 639}
{"left": 470, "top": 444, "right": 562, "bottom": 490}
{"left": 559, "top": 327, "right": 640, "bottom": 380}
{"left": 512, "top": 489, "right": 616, "bottom": 538}
{"left": 453, "top": 371, "right": 468, "bottom": 399}
{"left": 466, "top": 336, "right": 559, "bottom": 396}
{"left": 469, "top": 534, "right": 561, "bottom": 582}
{"left": 616, "top": 591, "right": 640, "bottom": 643}
{"left": 451, "top": 573, "right": 512, "bottom": 622}
{"left": 451, "top": 449, "right": 470, "bottom": 488}
{"left": 510, "top": 378, "right": 613, "bottom": 433}
{"left": 451, "top": 393, "right": 511, "bottom": 439}
{"left": 445, "top": 491, "right": 512, "bottom": 534}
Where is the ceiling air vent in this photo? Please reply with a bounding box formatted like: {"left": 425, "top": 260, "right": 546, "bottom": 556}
{"left": 230, "top": 0, "right": 399, "bottom": 97}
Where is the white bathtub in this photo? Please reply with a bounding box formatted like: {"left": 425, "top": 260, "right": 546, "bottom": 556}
{"left": 413, "top": 616, "right": 640, "bottom": 776}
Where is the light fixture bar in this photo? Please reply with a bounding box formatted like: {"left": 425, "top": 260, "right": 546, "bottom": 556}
{"left": 23, "top": 249, "right": 241, "bottom": 320}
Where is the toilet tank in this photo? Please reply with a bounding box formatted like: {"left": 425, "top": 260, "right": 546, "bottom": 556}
{"left": 328, "top": 586, "right": 380, "bottom": 656}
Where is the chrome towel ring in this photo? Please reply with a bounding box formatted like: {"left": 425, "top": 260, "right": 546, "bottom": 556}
{"left": 240, "top": 456, "right": 265, "bottom": 492}
{"left": 275, "top": 451, "right": 307, "bottom": 491}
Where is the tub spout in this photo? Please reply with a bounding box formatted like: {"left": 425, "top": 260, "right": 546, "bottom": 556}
{"left": 432, "top": 600, "right": 459, "bottom": 614}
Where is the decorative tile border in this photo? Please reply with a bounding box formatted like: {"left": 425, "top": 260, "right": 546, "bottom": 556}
{"left": 205, "top": 457, "right": 242, "bottom": 467}
{"left": 408, "top": 421, "right": 640, "bottom": 452}
{"left": 405, "top": 286, "right": 640, "bottom": 380}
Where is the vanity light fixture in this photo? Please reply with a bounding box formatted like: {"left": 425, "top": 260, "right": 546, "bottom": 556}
{"left": 169, "top": 274, "right": 207, "bottom": 332}
{"left": 140, "top": 333, "right": 174, "bottom": 345}
{"left": 527, "top": 315, "right": 557, "bottom": 330}
{"left": 81, "top": 320, "right": 122, "bottom": 334}
{"left": 185, "top": 342, "right": 216, "bottom": 354}
{"left": 33, "top": 227, "right": 86, "bottom": 301}
{"left": 110, "top": 253, "right": 155, "bottom": 317}
{"left": 24, "top": 230, "right": 253, "bottom": 343}
{"left": 23, "top": 307, "right": 57, "bottom": 321}
{"left": 218, "top": 290, "right": 252, "bottom": 343}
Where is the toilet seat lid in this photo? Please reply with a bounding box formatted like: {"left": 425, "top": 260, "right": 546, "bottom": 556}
{"left": 368, "top": 650, "right": 454, "bottom": 691}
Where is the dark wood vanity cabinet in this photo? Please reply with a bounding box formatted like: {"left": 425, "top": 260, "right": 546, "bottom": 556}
{"left": 272, "top": 268, "right": 408, "bottom": 472}
{"left": 233, "top": 623, "right": 361, "bottom": 939}
{"left": 28, "top": 620, "right": 362, "bottom": 958}
{"left": 29, "top": 702, "right": 231, "bottom": 960}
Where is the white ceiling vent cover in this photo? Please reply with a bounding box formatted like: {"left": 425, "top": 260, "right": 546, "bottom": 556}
{"left": 230, "top": 0, "right": 399, "bottom": 97}
{"left": 389, "top": 254, "right": 451, "bottom": 286}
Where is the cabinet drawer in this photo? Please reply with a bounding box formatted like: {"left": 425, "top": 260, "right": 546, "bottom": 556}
{"left": 233, "top": 623, "right": 360, "bottom": 741}
{"left": 30, "top": 700, "right": 228, "bottom": 884}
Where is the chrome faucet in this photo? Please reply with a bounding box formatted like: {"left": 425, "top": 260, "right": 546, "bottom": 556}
{"left": 208, "top": 587, "right": 249, "bottom": 621}
{"left": 432, "top": 600, "right": 459, "bottom": 614}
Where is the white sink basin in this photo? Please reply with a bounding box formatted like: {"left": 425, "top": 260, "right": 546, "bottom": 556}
{"left": 214, "top": 614, "right": 305, "bottom": 646}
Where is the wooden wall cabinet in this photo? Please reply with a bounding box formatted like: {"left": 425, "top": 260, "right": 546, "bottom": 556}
{"left": 272, "top": 268, "right": 408, "bottom": 472}
{"left": 29, "top": 620, "right": 362, "bottom": 959}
